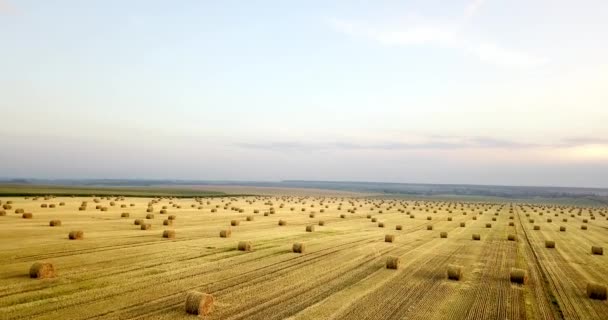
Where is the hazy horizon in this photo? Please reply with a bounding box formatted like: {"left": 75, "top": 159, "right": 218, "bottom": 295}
{"left": 2, "top": 0, "right": 608, "bottom": 188}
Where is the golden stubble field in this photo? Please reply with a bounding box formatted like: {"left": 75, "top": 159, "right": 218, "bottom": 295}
{"left": 0, "top": 195, "right": 607, "bottom": 320}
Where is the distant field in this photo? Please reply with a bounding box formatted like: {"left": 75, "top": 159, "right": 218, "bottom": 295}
{"left": 0, "top": 184, "right": 229, "bottom": 198}
{"left": 1, "top": 195, "right": 607, "bottom": 319}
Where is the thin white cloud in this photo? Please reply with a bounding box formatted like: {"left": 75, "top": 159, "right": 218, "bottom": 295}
{"left": 464, "top": 0, "right": 486, "bottom": 19}
{"left": 327, "top": 0, "right": 548, "bottom": 68}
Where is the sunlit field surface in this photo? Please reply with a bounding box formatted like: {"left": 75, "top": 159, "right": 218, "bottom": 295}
{"left": 1, "top": 195, "right": 607, "bottom": 320}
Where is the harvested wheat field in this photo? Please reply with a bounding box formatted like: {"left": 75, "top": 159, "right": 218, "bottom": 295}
{"left": 1, "top": 195, "right": 607, "bottom": 320}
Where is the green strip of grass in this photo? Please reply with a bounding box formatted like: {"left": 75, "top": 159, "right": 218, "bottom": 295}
{"left": 0, "top": 184, "right": 249, "bottom": 198}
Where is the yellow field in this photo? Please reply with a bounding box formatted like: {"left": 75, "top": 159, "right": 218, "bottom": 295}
{"left": 1, "top": 196, "right": 607, "bottom": 319}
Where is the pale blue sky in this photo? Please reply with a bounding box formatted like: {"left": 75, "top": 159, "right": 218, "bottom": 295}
{"left": 1, "top": 0, "right": 607, "bottom": 187}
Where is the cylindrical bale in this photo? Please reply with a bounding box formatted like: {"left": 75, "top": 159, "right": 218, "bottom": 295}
{"left": 146, "top": 214, "right": 154, "bottom": 219}
{"left": 385, "top": 234, "right": 395, "bottom": 243}
{"left": 587, "top": 283, "right": 607, "bottom": 300}
{"left": 184, "top": 291, "right": 214, "bottom": 315}
{"left": 162, "top": 230, "right": 175, "bottom": 238}
{"left": 163, "top": 219, "right": 172, "bottom": 226}
{"left": 486, "top": 223, "right": 492, "bottom": 228}
{"left": 378, "top": 222, "right": 385, "bottom": 228}
{"left": 306, "top": 225, "right": 315, "bottom": 232}
{"left": 447, "top": 264, "right": 463, "bottom": 281}
{"left": 371, "top": 218, "right": 377, "bottom": 222}
{"left": 134, "top": 219, "right": 143, "bottom": 225}
{"left": 581, "top": 225, "right": 588, "bottom": 230}
{"left": 508, "top": 234, "right": 516, "bottom": 241}
{"left": 49, "top": 220, "right": 61, "bottom": 227}
{"left": 292, "top": 242, "right": 305, "bottom": 253}
{"left": 22, "top": 213, "right": 33, "bottom": 219}
{"left": 121, "top": 212, "right": 129, "bottom": 218}
{"left": 440, "top": 232, "right": 448, "bottom": 238}
{"left": 278, "top": 220, "right": 287, "bottom": 226}
{"left": 396, "top": 225, "right": 402, "bottom": 230}
{"left": 447, "top": 217, "right": 452, "bottom": 221}
{"left": 559, "top": 226, "right": 566, "bottom": 232}
{"left": 533, "top": 225, "right": 541, "bottom": 230}
{"left": 231, "top": 220, "right": 240, "bottom": 226}
{"left": 427, "top": 225, "right": 433, "bottom": 230}
{"left": 510, "top": 268, "right": 527, "bottom": 284}
{"left": 68, "top": 230, "right": 83, "bottom": 240}
{"left": 318, "top": 220, "right": 325, "bottom": 226}
{"left": 545, "top": 240, "right": 555, "bottom": 248}
{"left": 460, "top": 222, "right": 466, "bottom": 227}
{"left": 219, "top": 229, "right": 231, "bottom": 238}
{"left": 29, "top": 262, "right": 56, "bottom": 279}
{"left": 591, "top": 246, "right": 603, "bottom": 255}
{"left": 386, "top": 256, "right": 400, "bottom": 269}
{"left": 509, "top": 221, "right": 515, "bottom": 226}
{"left": 237, "top": 241, "right": 252, "bottom": 251}
{"left": 472, "top": 233, "right": 481, "bottom": 241}
{"left": 140, "top": 224, "right": 151, "bottom": 230}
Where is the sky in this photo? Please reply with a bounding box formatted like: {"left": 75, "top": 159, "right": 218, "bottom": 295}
{"left": 1, "top": 0, "right": 608, "bottom": 188}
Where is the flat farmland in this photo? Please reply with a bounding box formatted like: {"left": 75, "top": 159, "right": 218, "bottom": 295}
{"left": 0, "top": 196, "right": 607, "bottom": 319}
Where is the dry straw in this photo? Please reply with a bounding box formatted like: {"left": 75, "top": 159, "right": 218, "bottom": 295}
{"left": 510, "top": 268, "right": 527, "bottom": 284}
{"left": 278, "top": 220, "right": 287, "bottom": 226}
{"left": 49, "top": 220, "right": 61, "bottom": 227}
{"left": 121, "top": 213, "right": 129, "bottom": 218}
{"left": 134, "top": 219, "right": 143, "bottom": 225}
{"left": 318, "top": 220, "right": 325, "bottom": 226}
{"left": 386, "top": 256, "right": 400, "bottom": 269}
{"left": 220, "top": 229, "right": 231, "bottom": 238}
{"left": 460, "top": 222, "right": 466, "bottom": 227}
{"left": 587, "top": 283, "right": 607, "bottom": 300}
{"left": 29, "top": 262, "right": 56, "bottom": 279}
{"left": 22, "top": 213, "right": 33, "bottom": 219}
{"left": 447, "top": 264, "right": 463, "bottom": 280}
{"left": 231, "top": 220, "right": 240, "bottom": 226}
{"left": 306, "top": 225, "right": 315, "bottom": 232}
{"left": 184, "top": 291, "right": 214, "bottom": 315}
{"left": 385, "top": 234, "right": 395, "bottom": 242}
{"left": 162, "top": 230, "right": 175, "bottom": 238}
{"left": 292, "top": 242, "right": 305, "bottom": 253}
{"left": 238, "top": 241, "right": 252, "bottom": 251}
{"left": 68, "top": 230, "right": 84, "bottom": 240}
{"left": 146, "top": 214, "right": 154, "bottom": 219}
{"left": 378, "top": 222, "right": 385, "bottom": 228}
{"left": 163, "top": 219, "right": 172, "bottom": 226}
{"left": 140, "top": 224, "right": 151, "bottom": 230}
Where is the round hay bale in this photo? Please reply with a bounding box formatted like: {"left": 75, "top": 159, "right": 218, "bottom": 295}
{"left": 237, "top": 241, "right": 252, "bottom": 251}
{"left": 121, "top": 212, "right": 129, "bottom": 218}
{"left": 386, "top": 256, "right": 400, "bottom": 269}
{"left": 278, "top": 220, "right": 286, "bottom": 226}
{"left": 49, "top": 220, "right": 61, "bottom": 227}
{"left": 306, "top": 225, "right": 315, "bottom": 232}
{"left": 163, "top": 219, "right": 172, "bottom": 226}
{"left": 41, "top": 204, "right": 48, "bottom": 208}
{"left": 134, "top": 219, "right": 143, "bottom": 225}
{"left": 583, "top": 219, "right": 588, "bottom": 223}
{"left": 559, "top": 226, "right": 566, "bottom": 232}
{"left": 547, "top": 218, "right": 552, "bottom": 223}
{"left": 486, "top": 223, "right": 492, "bottom": 228}
{"left": 340, "top": 214, "right": 346, "bottom": 218}
{"left": 15, "top": 208, "right": 24, "bottom": 214}
{"left": 160, "top": 209, "right": 167, "bottom": 214}
{"left": 22, "top": 213, "right": 33, "bottom": 219}
{"left": 184, "top": 291, "right": 214, "bottom": 315}
{"left": 410, "top": 215, "right": 415, "bottom": 219}
{"left": 533, "top": 225, "right": 540, "bottom": 230}
{"left": 385, "top": 234, "right": 395, "bottom": 242}
{"left": 371, "top": 218, "right": 377, "bottom": 222}
{"left": 318, "top": 220, "right": 325, "bottom": 226}
{"left": 509, "top": 221, "right": 515, "bottom": 226}
{"left": 162, "top": 230, "right": 175, "bottom": 239}
{"left": 231, "top": 220, "right": 240, "bottom": 226}
{"left": 427, "top": 216, "right": 432, "bottom": 220}
{"left": 472, "top": 233, "right": 481, "bottom": 241}
{"left": 100, "top": 207, "right": 108, "bottom": 211}
{"left": 140, "top": 224, "right": 151, "bottom": 230}
{"left": 440, "top": 232, "right": 448, "bottom": 238}
{"left": 460, "top": 222, "right": 466, "bottom": 227}
{"left": 587, "top": 283, "right": 607, "bottom": 300}
{"left": 529, "top": 219, "right": 534, "bottom": 223}
{"left": 492, "top": 217, "right": 496, "bottom": 221}
{"left": 447, "top": 264, "right": 463, "bottom": 281}
{"left": 79, "top": 206, "right": 86, "bottom": 211}
{"left": 366, "top": 214, "right": 372, "bottom": 219}
{"left": 562, "top": 218, "right": 568, "bottom": 222}
{"left": 0, "top": 210, "right": 5, "bottom": 216}
{"left": 427, "top": 225, "right": 433, "bottom": 230}
{"left": 309, "top": 213, "right": 315, "bottom": 218}
{"left": 168, "top": 215, "right": 176, "bottom": 220}
{"left": 508, "top": 234, "right": 516, "bottom": 241}
{"left": 591, "top": 246, "right": 603, "bottom": 255}
{"left": 545, "top": 240, "right": 555, "bottom": 248}
{"left": 473, "top": 216, "right": 477, "bottom": 220}
{"left": 510, "top": 268, "right": 527, "bottom": 284}
{"left": 447, "top": 217, "right": 452, "bottom": 221}
{"left": 581, "top": 225, "right": 588, "bottom": 230}
{"left": 68, "top": 230, "right": 83, "bottom": 240}
{"left": 29, "top": 262, "right": 56, "bottom": 279}
{"left": 378, "top": 222, "right": 385, "bottom": 228}
{"left": 220, "top": 229, "right": 231, "bottom": 238}
{"left": 396, "top": 225, "right": 402, "bottom": 230}
{"left": 293, "top": 242, "right": 305, "bottom": 253}
{"left": 146, "top": 214, "right": 154, "bottom": 219}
